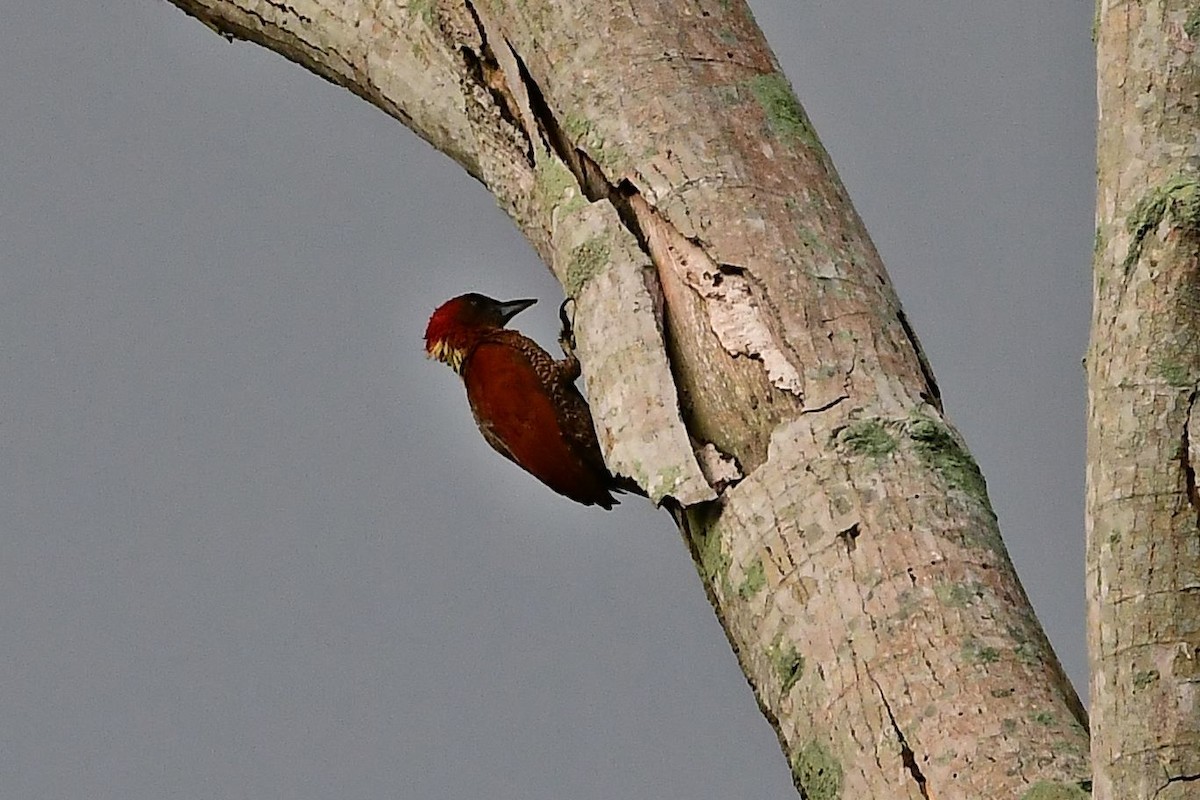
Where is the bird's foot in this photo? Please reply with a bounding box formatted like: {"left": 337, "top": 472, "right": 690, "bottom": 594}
{"left": 558, "top": 297, "right": 577, "bottom": 356}
{"left": 557, "top": 297, "right": 582, "bottom": 382}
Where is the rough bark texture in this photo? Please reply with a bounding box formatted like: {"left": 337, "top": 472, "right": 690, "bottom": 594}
{"left": 165, "top": 1, "right": 1091, "bottom": 796}
{"left": 1090, "top": 2, "right": 1200, "bottom": 798}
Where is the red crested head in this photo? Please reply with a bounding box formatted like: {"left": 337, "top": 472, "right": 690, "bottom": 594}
{"left": 424, "top": 293, "right": 537, "bottom": 372}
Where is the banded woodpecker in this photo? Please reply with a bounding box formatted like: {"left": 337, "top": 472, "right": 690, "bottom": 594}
{"left": 424, "top": 293, "right": 627, "bottom": 509}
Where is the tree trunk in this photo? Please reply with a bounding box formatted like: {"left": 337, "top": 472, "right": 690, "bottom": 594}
{"left": 165, "top": 1, "right": 1091, "bottom": 795}
{"left": 1089, "top": 2, "right": 1200, "bottom": 798}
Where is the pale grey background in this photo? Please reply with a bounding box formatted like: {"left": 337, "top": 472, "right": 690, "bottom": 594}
{"left": 0, "top": 2, "right": 1094, "bottom": 797}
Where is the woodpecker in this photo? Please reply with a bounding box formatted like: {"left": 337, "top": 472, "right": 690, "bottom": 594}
{"left": 424, "top": 293, "right": 626, "bottom": 508}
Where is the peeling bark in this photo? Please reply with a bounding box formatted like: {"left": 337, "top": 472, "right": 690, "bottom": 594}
{"left": 162, "top": 0, "right": 1090, "bottom": 795}
{"left": 1089, "top": 2, "right": 1200, "bottom": 798}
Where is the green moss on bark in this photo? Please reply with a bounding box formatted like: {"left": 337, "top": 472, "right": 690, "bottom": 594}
{"left": 839, "top": 419, "right": 897, "bottom": 458}
{"left": 565, "top": 238, "right": 610, "bottom": 296}
{"left": 1132, "top": 668, "right": 1160, "bottom": 689}
{"left": 697, "top": 528, "right": 731, "bottom": 592}
{"left": 534, "top": 157, "right": 585, "bottom": 216}
{"left": 1122, "top": 174, "right": 1200, "bottom": 273}
{"left": 408, "top": 0, "right": 435, "bottom": 26}
{"left": 737, "top": 558, "right": 765, "bottom": 598}
{"left": 769, "top": 636, "right": 805, "bottom": 694}
{"left": 790, "top": 739, "right": 842, "bottom": 800}
{"left": 746, "top": 74, "right": 820, "bottom": 150}
{"left": 1155, "top": 358, "right": 1193, "bottom": 388}
{"left": 934, "top": 581, "right": 977, "bottom": 608}
{"left": 961, "top": 636, "right": 1000, "bottom": 664}
{"left": 907, "top": 416, "right": 992, "bottom": 509}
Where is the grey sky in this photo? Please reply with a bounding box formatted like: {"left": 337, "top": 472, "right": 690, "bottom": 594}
{"left": 0, "top": 2, "right": 1095, "bottom": 797}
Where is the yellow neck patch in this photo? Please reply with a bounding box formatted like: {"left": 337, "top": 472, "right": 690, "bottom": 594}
{"left": 427, "top": 339, "right": 467, "bottom": 373}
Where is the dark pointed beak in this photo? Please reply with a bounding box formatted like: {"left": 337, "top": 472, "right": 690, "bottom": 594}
{"left": 496, "top": 298, "right": 537, "bottom": 324}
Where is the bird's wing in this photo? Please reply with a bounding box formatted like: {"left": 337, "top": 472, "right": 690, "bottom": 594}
{"left": 472, "top": 411, "right": 520, "bottom": 465}
{"left": 462, "top": 333, "right": 617, "bottom": 507}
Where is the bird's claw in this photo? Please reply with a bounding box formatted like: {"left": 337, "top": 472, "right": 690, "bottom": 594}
{"left": 558, "top": 297, "right": 577, "bottom": 355}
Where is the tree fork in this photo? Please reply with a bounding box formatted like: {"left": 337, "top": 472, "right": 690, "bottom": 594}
{"left": 164, "top": 0, "right": 1091, "bottom": 795}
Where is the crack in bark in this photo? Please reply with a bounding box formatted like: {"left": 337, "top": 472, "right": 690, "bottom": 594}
{"left": 800, "top": 395, "right": 847, "bottom": 414}
{"left": 507, "top": 48, "right": 612, "bottom": 202}
{"left": 896, "top": 306, "right": 942, "bottom": 412}
{"left": 1179, "top": 388, "right": 1200, "bottom": 529}
{"left": 1154, "top": 772, "right": 1200, "bottom": 798}
{"left": 838, "top": 523, "right": 860, "bottom": 554}
{"left": 869, "top": 674, "right": 930, "bottom": 799}
{"left": 1108, "top": 585, "right": 1200, "bottom": 607}
{"left": 458, "top": 0, "right": 534, "bottom": 164}
{"left": 263, "top": 0, "right": 312, "bottom": 24}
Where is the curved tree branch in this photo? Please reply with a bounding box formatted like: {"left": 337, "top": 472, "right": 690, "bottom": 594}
{"left": 164, "top": 1, "right": 1090, "bottom": 795}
